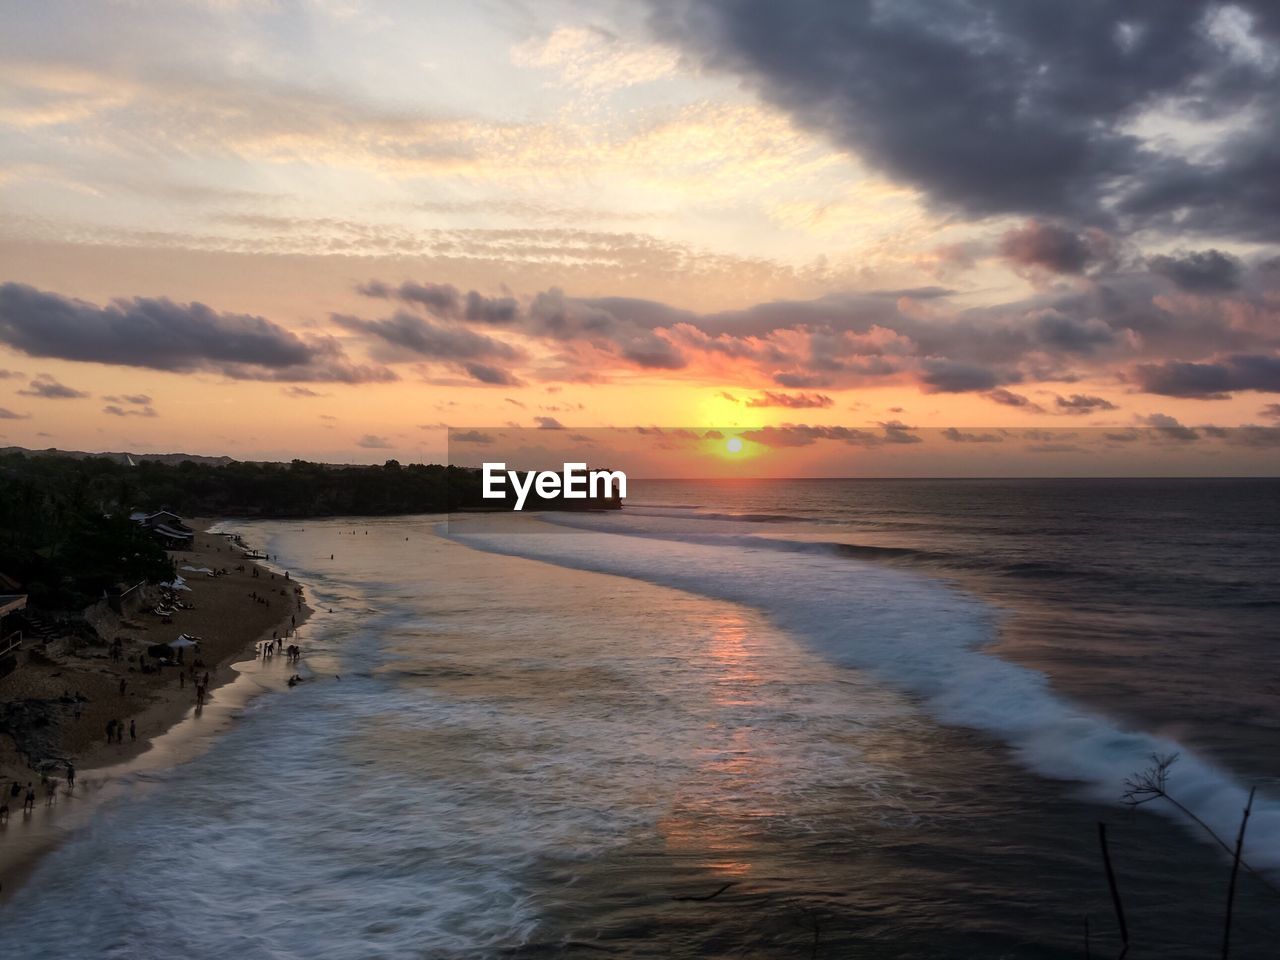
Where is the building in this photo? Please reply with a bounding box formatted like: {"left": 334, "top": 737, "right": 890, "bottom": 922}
{"left": 0, "top": 588, "right": 27, "bottom": 679}
{"left": 130, "top": 510, "right": 195, "bottom": 548}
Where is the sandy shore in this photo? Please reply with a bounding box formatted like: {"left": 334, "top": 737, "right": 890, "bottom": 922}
{"left": 0, "top": 520, "right": 312, "bottom": 898}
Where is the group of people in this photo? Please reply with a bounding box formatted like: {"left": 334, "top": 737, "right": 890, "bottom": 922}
{"left": 0, "top": 762, "right": 76, "bottom": 821}
{"left": 257, "top": 635, "right": 302, "bottom": 663}
{"left": 105, "top": 717, "right": 135, "bottom": 744}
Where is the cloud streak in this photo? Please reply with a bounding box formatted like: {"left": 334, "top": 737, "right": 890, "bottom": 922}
{"left": 0, "top": 283, "right": 395, "bottom": 384}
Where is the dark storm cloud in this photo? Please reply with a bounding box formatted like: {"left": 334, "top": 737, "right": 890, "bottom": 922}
{"left": 357, "top": 281, "right": 519, "bottom": 325}
{"left": 745, "top": 391, "right": 833, "bottom": 409}
{"left": 1130, "top": 354, "right": 1280, "bottom": 398}
{"left": 1147, "top": 250, "right": 1244, "bottom": 292}
{"left": 18, "top": 374, "right": 89, "bottom": 399}
{"left": 0, "top": 283, "right": 394, "bottom": 383}
{"left": 646, "top": 1, "right": 1280, "bottom": 240}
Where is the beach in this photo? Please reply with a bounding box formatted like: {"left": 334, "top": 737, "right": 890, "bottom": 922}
{"left": 0, "top": 522, "right": 311, "bottom": 898}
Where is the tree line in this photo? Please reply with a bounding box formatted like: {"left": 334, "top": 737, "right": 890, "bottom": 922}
{"left": 0, "top": 453, "right": 486, "bottom": 609}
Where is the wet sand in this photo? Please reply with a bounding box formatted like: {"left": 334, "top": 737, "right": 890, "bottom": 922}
{"left": 0, "top": 521, "right": 312, "bottom": 899}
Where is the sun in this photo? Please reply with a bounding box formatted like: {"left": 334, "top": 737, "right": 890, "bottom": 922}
{"left": 726, "top": 436, "right": 744, "bottom": 454}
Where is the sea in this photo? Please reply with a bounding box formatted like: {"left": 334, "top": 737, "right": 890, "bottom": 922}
{"left": 0, "top": 478, "right": 1277, "bottom": 958}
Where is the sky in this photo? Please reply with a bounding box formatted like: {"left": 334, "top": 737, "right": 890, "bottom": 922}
{"left": 1, "top": 0, "right": 1279, "bottom": 474}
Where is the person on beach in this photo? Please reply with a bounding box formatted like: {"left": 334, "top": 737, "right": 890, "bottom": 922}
{"left": 23, "top": 784, "right": 35, "bottom": 814}
{"left": 106, "top": 719, "right": 116, "bottom": 743}
{"left": 66, "top": 762, "right": 75, "bottom": 791}
{"left": 129, "top": 719, "right": 136, "bottom": 742}
{"left": 119, "top": 677, "right": 128, "bottom": 697}
{"left": 0, "top": 800, "right": 8, "bottom": 823}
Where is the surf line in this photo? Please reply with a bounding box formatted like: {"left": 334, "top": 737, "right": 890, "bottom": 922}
{"left": 482, "top": 462, "right": 627, "bottom": 511}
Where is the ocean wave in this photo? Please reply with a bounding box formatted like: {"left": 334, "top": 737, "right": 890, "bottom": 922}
{"left": 448, "top": 518, "right": 1280, "bottom": 873}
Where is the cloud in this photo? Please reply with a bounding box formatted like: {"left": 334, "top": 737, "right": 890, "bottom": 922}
{"left": 463, "top": 362, "right": 523, "bottom": 386}
{"left": 942, "top": 428, "right": 1003, "bottom": 443}
{"left": 282, "top": 386, "right": 328, "bottom": 398}
{"left": 103, "top": 403, "right": 157, "bottom": 418}
{"left": 879, "top": 420, "right": 922, "bottom": 444}
{"left": 511, "top": 25, "right": 679, "bottom": 93}
{"left": 1000, "top": 221, "right": 1114, "bottom": 275}
{"left": 103, "top": 393, "right": 152, "bottom": 405}
{"left": 1261, "top": 403, "right": 1280, "bottom": 421}
{"left": 451, "top": 430, "right": 494, "bottom": 444}
{"left": 332, "top": 311, "right": 521, "bottom": 364}
{"left": 647, "top": 0, "right": 1280, "bottom": 241}
{"left": 744, "top": 391, "right": 833, "bottom": 409}
{"left": 1130, "top": 355, "right": 1280, "bottom": 398}
{"left": 18, "top": 374, "right": 89, "bottom": 399}
{"left": 349, "top": 267, "right": 1280, "bottom": 398}
{"left": 0, "top": 407, "right": 30, "bottom": 419}
{"left": 1148, "top": 250, "right": 1243, "bottom": 292}
{"left": 535, "top": 416, "right": 564, "bottom": 429}
{"left": 357, "top": 281, "right": 518, "bottom": 325}
{"left": 356, "top": 434, "right": 393, "bottom": 449}
{"left": 0, "top": 282, "right": 394, "bottom": 383}
{"left": 740, "top": 422, "right": 918, "bottom": 447}
{"left": 920, "top": 359, "right": 1015, "bottom": 393}
{"left": 984, "top": 388, "right": 1045, "bottom": 413}
{"left": 0, "top": 369, "right": 22, "bottom": 379}
{"left": 1053, "top": 393, "right": 1118, "bottom": 415}
{"left": 1144, "top": 413, "right": 1199, "bottom": 441}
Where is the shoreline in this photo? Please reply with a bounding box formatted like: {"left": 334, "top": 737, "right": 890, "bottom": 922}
{"left": 0, "top": 520, "right": 313, "bottom": 900}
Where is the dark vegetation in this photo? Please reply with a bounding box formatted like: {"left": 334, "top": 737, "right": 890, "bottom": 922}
{"left": 0, "top": 452, "right": 615, "bottom": 607}
{"left": 0, "top": 462, "right": 173, "bottom": 609}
